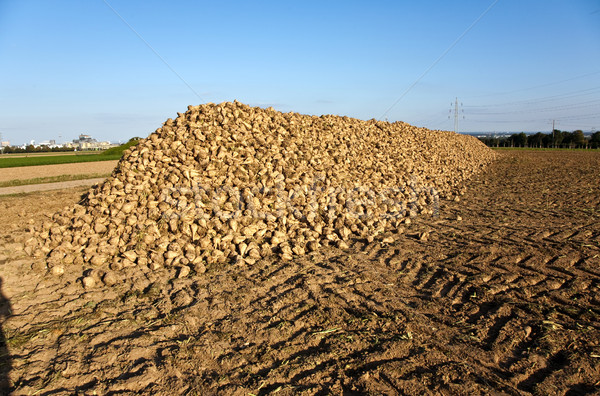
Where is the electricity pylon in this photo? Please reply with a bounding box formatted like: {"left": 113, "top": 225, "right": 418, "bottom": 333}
{"left": 449, "top": 97, "right": 464, "bottom": 133}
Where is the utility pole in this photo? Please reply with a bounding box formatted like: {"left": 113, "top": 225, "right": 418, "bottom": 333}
{"left": 551, "top": 119, "right": 559, "bottom": 148}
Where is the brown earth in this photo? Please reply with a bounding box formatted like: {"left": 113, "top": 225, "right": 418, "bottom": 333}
{"left": 0, "top": 161, "right": 118, "bottom": 183}
{"left": 1, "top": 150, "right": 599, "bottom": 395}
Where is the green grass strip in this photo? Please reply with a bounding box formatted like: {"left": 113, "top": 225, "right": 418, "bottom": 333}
{"left": 0, "top": 173, "right": 111, "bottom": 188}
{"left": 0, "top": 154, "right": 121, "bottom": 168}
{"left": 100, "top": 138, "right": 141, "bottom": 156}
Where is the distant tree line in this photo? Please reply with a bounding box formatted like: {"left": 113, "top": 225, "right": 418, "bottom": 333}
{"left": 479, "top": 130, "right": 600, "bottom": 149}
{"left": 1, "top": 145, "right": 76, "bottom": 154}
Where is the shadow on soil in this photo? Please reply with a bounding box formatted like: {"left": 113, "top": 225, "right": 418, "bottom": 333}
{"left": 0, "top": 277, "right": 12, "bottom": 395}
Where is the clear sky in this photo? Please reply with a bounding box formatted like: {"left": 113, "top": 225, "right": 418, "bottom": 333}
{"left": 1, "top": 0, "right": 599, "bottom": 145}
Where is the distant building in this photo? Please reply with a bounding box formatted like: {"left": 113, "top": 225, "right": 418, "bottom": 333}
{"left": 0, "top": 141, "right": 9, "bottom": 147}
{"left": 64, "top": 134, "right": 118, "bottom": 151}
{"left": 37, "top": 139, "right": 58, "bottom": 148}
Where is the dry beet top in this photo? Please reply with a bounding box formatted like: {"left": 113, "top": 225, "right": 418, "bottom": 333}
{"left": 25, "top": 101, "right": 495, "bottom": 286}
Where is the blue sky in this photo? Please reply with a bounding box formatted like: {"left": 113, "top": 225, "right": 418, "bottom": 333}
{"left": 1, "top": 0, "right": 599, "bottom": 145}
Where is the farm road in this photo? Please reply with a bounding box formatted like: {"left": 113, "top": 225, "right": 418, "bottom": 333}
{"left": 0, "top": 178, "right": 107, "bottom": 195}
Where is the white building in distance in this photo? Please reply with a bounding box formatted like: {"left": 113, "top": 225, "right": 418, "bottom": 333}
{"left": 64, "top": 134, "right": 117, "bottom": 151}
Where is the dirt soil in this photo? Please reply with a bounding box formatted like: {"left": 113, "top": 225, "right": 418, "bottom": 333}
{"left": 1, "top": 150, "right": 599, "bottom": 395}
{"left": 0, "top": 161, "right": 118, "bottom": 183}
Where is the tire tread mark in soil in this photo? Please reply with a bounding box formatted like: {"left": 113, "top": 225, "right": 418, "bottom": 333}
{"left": 574, "top": 257, "right": 600, "bottom": 277}
{"left": 432, "top": 274, "right": 464, "bottom": 298}
{"left": 481, "top": 314, "right": 515, "bottom": 351}
{"left": 517, "top": 350, "right": 569, "bottom": 393}
{"left": 466, "top": 302, "right": 502, "bottom": 325}
{"left": 500, "top": 326, "right": 541, "bottom": 373}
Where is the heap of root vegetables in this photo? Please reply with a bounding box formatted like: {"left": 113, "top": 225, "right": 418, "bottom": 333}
{"left": 26, "top": 101, "right": 495, "bottom": 285}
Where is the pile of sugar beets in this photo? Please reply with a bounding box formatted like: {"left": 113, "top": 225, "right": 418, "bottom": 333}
{"left": 26, "top": 101, "right": 495, "bottom": 286}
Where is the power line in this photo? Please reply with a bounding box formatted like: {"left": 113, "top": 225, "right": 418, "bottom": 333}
{"left": 465, "top": 112, "right": 600, "bottom": 124}
{"left": 414, "top": 71, "right": 600, "bottom": 132}
{"left": 554, "top": 114, "right": 600, "bottom": 121}
{"left": 466, "top": 70, "right": 600, "bottom": 99}
{"left": 102, "top": 0, "right": 205, "bottom": 103}
{"left": 464, "top": 86, "right": 600, "bottom": 109}
{"left": 378, "top": 0, "right": 500, "bottom": 120}
{"left": 468, "top": 100, "right": 600, "bottom": 116}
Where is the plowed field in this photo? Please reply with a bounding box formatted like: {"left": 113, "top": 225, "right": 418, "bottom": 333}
{"left": 1, "top": 150, "right": 599, "bottom": 395}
